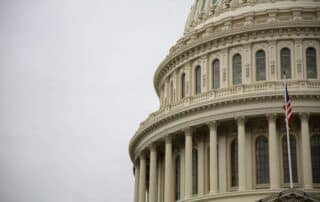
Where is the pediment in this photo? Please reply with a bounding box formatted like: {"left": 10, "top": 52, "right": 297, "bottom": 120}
{"left": 257, "top": 189, "right": 320, "bottom": 202}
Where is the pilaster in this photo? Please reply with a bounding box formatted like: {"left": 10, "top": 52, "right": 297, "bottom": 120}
{"left": 268, "top": 40, "right": 277, "bottom": 81}
{"left": 221, "top": 48, "right": 229, "bottom": 88}
{"left": 295, "top": 39, "right": 303, "bottom": 79}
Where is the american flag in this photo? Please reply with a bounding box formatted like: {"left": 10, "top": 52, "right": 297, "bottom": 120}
{"left": 283, "top": 84, "right": 293, "bottom": 124}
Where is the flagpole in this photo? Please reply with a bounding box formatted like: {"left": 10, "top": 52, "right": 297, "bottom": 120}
{"left": 283, "top": 73, "right": 293, "bottom": 189}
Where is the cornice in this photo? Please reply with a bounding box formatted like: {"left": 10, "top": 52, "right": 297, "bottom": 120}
{"left": 130, "top": 97, "right": 320, "bottom": 161}
{"left": 154, "top": 9, "right": 320, "bottom": 96}
{"left": 129, "top": 80, "right": 320, "bottom": 161}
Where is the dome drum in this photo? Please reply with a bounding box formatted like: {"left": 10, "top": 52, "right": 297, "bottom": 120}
{"left": 130, "top": 1, "right": 320, "bottom": 202}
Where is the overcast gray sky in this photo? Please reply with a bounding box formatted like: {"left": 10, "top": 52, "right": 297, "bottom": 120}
{"left": 0, "top": 0, "right": 193, "bottom": 201}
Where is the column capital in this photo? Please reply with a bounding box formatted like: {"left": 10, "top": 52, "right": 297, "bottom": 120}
{"left": 300, "top": 112, "right": 310, "bottom": 121}
{"left": 149, "top": 143, "right": 157, "bottom": 152}
{"left": 139, "top": 152, "right": 146, "bottom": 160}
{"left": 208, "top": 121, "right": 218, "bottom": 130}
{"left": 266, "top": 113, "right": 277, "bottom": 122}
{"left": 235, "top": 116, "right": 246, "bottom": 124}
{"left": 165, "top": 136, "right": 172, "bottom": 144}
{"left": 183, "top": 127, "right": 193, "bottom": 136}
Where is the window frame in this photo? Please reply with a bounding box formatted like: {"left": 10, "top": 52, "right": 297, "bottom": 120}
{"left": 175, "top": 155, "right": 181, "bottom": 201}
{"left": 195, "top": 65, "right": 202, "bottom": 95}
{"left": 192, "top": 147, "right": 198, "bottom": 195}
{"left": 255, "top": 50, "right": 267, "bottom": 82}
{"left": 212, "top": 59, "right": 220, "bottom": 89}
{"left": 306, "top": 47, "right": 317, "bottom": 79}
{"left": 181, "top": 73, "right": 186, "bottom": 99}
{"left": 232, "top": 54, "right": 242, "bottom": 85}
{"left": 280, "top": 47, "right": 292, "bottom": 79}
{"left": 254, "top": 135, "right": 270, "bottom": 187}
{"left": 311, "top": 134, "right": 320, "bottom": 185}
{"left": 230, "top": 138, "right": 239, "bottom": 189}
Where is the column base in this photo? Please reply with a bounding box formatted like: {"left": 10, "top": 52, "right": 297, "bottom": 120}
{"left": 303, "top": 185, "right": 313, "bottom": 190}
{"left": 209, "top": 190, "right": 218, "bottom": 194}
{"left": 270, "top": 185, "right": 280, "bottom": 190}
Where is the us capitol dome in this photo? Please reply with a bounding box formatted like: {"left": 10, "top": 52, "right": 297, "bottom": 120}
{"left": 129, "top": 0, "right": 320, "bottom": 202}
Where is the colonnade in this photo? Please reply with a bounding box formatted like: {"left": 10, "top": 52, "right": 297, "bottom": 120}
{"left": 133, "top": 113, "right": 314, "bottom": 202}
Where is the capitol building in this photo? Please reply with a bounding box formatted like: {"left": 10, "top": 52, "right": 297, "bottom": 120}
{"left": 129, "top": 0, "right": 320, "bottom": 201}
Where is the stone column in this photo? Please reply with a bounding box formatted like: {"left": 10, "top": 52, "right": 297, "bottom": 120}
{"left": 180, "top": 148, "right": 185, "bottom": 198}
{"left": 219, "top": 134, "right": 227, "bottom": 192}
{"left": 139, "top": 155, "right": 146, "bottom": 202}
{"left": 149, "top": 145, "right": 158, "bottom": 202}
{"left": 236, "top": 117, "right": 246, "bottom": 191}
{"left": 209, "top": 121, "right": 218, "bottom": 193}
{"left": 198, "top": 140, "right": 205, "bottom": 195}
{"left": 134, "top": 163, "right": 140, "bottom": 202}
{"left": 184, "top": 127, "right": 193, "bottom": 199}
{"left": 164, "top": 137, "right": 173, "bottom": 202}
{"left": 267, "top": 114, "right": 280, "bottom": 189}
{"left": 300, "top": 113, "right": 313, "bottom": 189}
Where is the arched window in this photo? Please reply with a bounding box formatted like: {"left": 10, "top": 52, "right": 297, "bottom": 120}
{"left": 256, "top": 136, "right": 269, "bottom": 184}
{"left": 195, "top": 66, "right": 202, "bottom": 94}
{"left": 232, "top": 54, "right": 242, "bottom": 85}
{"left": 230, "top": 139, "right": 238, "bottom": 187}
{"left": 212, "top": 59, "right": 220, "bottom": 89}
{"left": 282, "top": 135, "right": 298, "bottom": 183}
{"left": 181, "top": 73, "right": 186, "bottom": 99}
{"left": 306, "top": 47, "right": 317, "bottom": 79}
{"left": 192, "top": 148, "right": 198, "bottom": 194}
{"left": 311, "top": 135, "right": 320, "bottom": 183}
{"left": 281, "top": 48, "right": 292, "bottom": 79}
{"left": 256, "top": 50, "right": 266, "bottom": 81}
{"left": 175, "top": 156, "right": 181, "bottom": 200}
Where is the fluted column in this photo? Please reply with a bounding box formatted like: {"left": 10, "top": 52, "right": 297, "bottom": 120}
{"left": 209, "top": 121, "right": 218, "bottom": 193}
{"left": 198, "top": 140, "right": 205, "bottom": 195}
{"left": 267, "top": 114, "right": 280, "bottom": 189}
{"left": 149, "top": 145, "right": 158, "bottom": 202}
{"left": 300, "top": 113, "right": 313, "bottom": 189}
{"left": 139, "top": 155, "right": 146, "bottom": 202}
{"left": 134, "top": 163, "right": 140, "bottom": 202}
{"left": 164, "top": 137, "right": 173, "bottom": 202}
{"left": 184, "top": 127, "right": 193, "bottom": 199}
{"left": 236, "top": 117, "right": 246, "bottom": 191}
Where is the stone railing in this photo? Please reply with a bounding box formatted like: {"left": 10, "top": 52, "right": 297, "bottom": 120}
{"left": 139, "top": 80, "right": 320, "bottom": 130}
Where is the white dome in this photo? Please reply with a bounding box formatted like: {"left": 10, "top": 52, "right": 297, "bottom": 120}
{"left": 184, "top": 0, "right": 319, "bottom": 34}
{"left": 130, "top": 1, "right": 320, "bottom": 202}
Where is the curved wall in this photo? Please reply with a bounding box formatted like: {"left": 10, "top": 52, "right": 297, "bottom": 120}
{"left": 129, "top": 1, "right": 320, "bottom": 202}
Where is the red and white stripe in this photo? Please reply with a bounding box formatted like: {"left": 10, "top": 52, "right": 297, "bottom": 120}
{"left": 283, "top": 84, "right": 293, "bottom": 124}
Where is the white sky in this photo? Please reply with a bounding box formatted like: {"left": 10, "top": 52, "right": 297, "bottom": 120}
{"left": 0, "top": 0, "right": 193, "bottom": 201}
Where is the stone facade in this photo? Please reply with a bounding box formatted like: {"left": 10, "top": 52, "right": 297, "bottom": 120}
{"left": 129, "top": 0, "right": 320, "bottom": 202}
